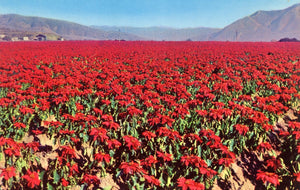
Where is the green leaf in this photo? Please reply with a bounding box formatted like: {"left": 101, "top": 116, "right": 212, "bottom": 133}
{"left": 83, "top": 133, "right": 89, "bottom": 142}
{"left": 159, "top": 172, "right": 165, "bottom": 187}
{"left": 103, "top": 186, "right": 113, "bottom": 190}
{"left": 53, "top": 170, "right": 60, "bottom": 184}
{"left": 206, "top": 159, "right": 212, "bottom": 167}
{"left": 116, "top": 170, "right": 122, "bottom": 178}
{"left": 47, "top": 183, "right": 55, "bottom": 190}
{"left": 80, "top": 184, "right": 87, "bottom": 190}
{"left": 166, "top": 176, "right": 172, "bottom": 187}
{"left": 16, "top": 159, "right": 28, "bottom": 171}
{"left": 197, "top": 145, "right": 202, "bottom": 157}
{"left": 229, "top": 139, "right": 235, "bottom": 152}
{"left": 39, "top": 170, "right": 46, "bottom": 181}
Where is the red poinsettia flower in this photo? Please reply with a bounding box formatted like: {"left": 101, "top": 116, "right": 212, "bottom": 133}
{"left": 66, "top": 162, "right": 79, "bottom": 176}
{"left": 177, "top": 177, "right": 205, "bottom": 190}
{"left": 89, "top": 127, "right": 108, "bottom": 142}
{"left": 119, "top": 161, "right": 147, "bottom": 175}
{"left": 81, "top": 173, "right": 100, "bottom": 185}
{"left": 0, "top": 166, "right": 16, "bottom": 180}
{"left": 143, "top": 174, "right": 161, "bottom": 186}
{"left": 14, "top": 122, "right": 26, "bottom": 129}
{"left": 294, "top": 172, "right": 300, "bottom": 182}
{"left": 256, "top": 170, "right": 280, "bottom": 186}
{"left": 257, "top": 142, "right": 273, "bottom": 151}
{"left": 234, "top": 124, "right": 249, "bottom": 135}
{"left": 107, "top": 139, "right": 121, "bottom": 149}
{"left": 265, "top": 156, "right": 282, "bottom": 170}
{"left": 94, "top": 152, "right": 111, "bottom": 163}
{"left": 123, "top": 135, "right": 141, "bottom": 150}
{"left": 157, "top": 151, "right": 173, "bottom": 162}
{"left": 141, "top": 155, "right": 158, "bottom": 167}
{"left": 61, "top": 178, "right": 69, "bottom": 187}
{"left": 22, "top": 169, "right": 41, "bottom": 188}
{"left": 142, "top": 131, "right": 156, "bottom": 140}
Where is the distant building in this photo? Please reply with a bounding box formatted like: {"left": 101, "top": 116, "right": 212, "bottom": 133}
{"left": 58, "top": 37, "right": 64, "bottom": 41}
{"left": 0, "top": 34, "right": 5, "bottom": 39}
{"left": 22, "top": 36, "right": 29, "bottom": 41}
{"left": 36, "top": 34, "right": 47, "bottom": 41}
{"left": 278, "top": 37, "right": 299, "bottom": 42}
{"left": 11, "top": 37, "right": 19, "bottom": 41}
{"left": 2, "top": 36, "right": 10, "bottom": 41}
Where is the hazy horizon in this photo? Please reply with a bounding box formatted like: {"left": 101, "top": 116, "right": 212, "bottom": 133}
{"left": 0, "top": 0, "right": 300, "bottom": 28}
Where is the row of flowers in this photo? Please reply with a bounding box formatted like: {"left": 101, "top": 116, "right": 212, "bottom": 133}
{"left": 0, "top": 41, "right": 299, "bottom": 189}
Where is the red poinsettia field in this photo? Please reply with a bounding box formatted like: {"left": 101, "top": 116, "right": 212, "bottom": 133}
{"left": 0, "top": 41, "right": 299, "bottom": 189}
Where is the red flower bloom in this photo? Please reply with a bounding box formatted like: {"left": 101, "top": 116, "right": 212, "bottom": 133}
{"left": 262, "top": 124, "right": 273, "bottom": 131}
{"left": 60, "top": 145, "right": 77, "bottom": 162}
{"left": 177, "top": 177, "right": 205, "bottom": 190}
{"left": 22, "top": 169, "right": 41, "bottom": 188}
{"left": 14, "top": 122, "right": 26, "bottom": 129}
{"left": 184, "top": 133, "right": 202, "bottom": 143}
{"left": 31, "top": 129, "right": 43, "bottom": 135}
{"left": 257, "top": 142, "right": 272, "bottom": 151}
{"left": 289, "top": 121, "right": 300, "bottom": 129}
{"left": 256, "top": 170, "right": 280, "bottom": 186}
{"left": 26, "top": 142, "right": 40, "bottom": 152}
{"left": 66, "top": 163, "right": 79, "bottom": 176}
{"left": 142, "top": 131, "right": 156, "bottom": 140}
{"left": 0, "top": 166, "right": 16, "bottom": 180}
{"left": 180, "top": 155, "right": 207, "bottom": 169}
{"left": 89, "top": 127, "right": 108, "bottom": 142}
{"left": 94, "top": 152, "right": 111, "bottom": 163}
{"left": 209, "top": 109, "right": 223, "bottom": 120}
{"left": 195, "top": 110, "right": 207, "bottom": 117}
{"left": 106, "top": 139, "right": 121, "bottom": 149}
{"left": 294, "top": 172, "right": 300, "bottom": 182}
{"left": 157, "top": 151, "right": 173, "bottom": 162}
{"left": 59, "top": 129, "right": 75, "bottom": 135}
{"left": 102, "top": 120, "right": 120, "bottom": 130}
{"left": 61, "top": 178, "right": 69, "bottom": 187}
{"left": 120, "top": 161, "right": 147, "bottom": 175}
{"left": 123, "top": 135, "right": 141, "bottom": 150}
{"left": 156, "top": 127, "right": 182, "bottom": 140}
{"left": 144, "top": 174, "right": 161, "bottom": 186}
{"left": 292, "top": 131, "right": 300, "bottom": 140}
{"left": 4, "top": 147, "right": 21, "bottom": 157}
{"left": 75, "top": 102, "right": 84, "bottom": 111}
{"left": 127, "top": 106, "right": 143, "bottom": 116}
{"left": 81, "top": 173, "right": 100, "bottom": 185}
{"left": 19, "top": 106, "right": 35, "bottom": 115}
{"left": 234, "top": 124, "right": 249, "bottom": 135}
{"left": 265, "top": 156, "right": 281, "bottom": 170}
{"left": 141, "top": 155, "right": 158, "bottom": 167}
{"left": 218, "top": 157, "right": 235, "bottom": 167}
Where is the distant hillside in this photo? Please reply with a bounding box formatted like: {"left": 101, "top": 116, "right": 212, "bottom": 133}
{"left": 92, "top": 26, "right": 220, "bottom": 41}
{"left": 1, "top": 3, "right": 300, "bottom": 41}
{"left": 0, "top": 14, "right": 142, "bottom": 40}
{"left": 210, "top": 3, "right": 300, "bottom": 41}
{"left": 0, "top": 27, "right": 61, "bottom": 41}
{"left": 278, "top": 37, "right": 299, "bottom": 42}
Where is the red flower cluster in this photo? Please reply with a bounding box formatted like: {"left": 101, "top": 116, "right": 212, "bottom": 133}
{"left": 0, "top": 41, "right": 299, "bottom": 189}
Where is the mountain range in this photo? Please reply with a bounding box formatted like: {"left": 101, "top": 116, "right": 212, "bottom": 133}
{"left": 91, "top": 26, "right": 221, "bottom": 41}
{"left": 0, "top": 14, "right": 143, "bottom": 40}
{"left": 0, "top": 3, "right": 299, "bottom": 41}
{"left": 211, "top": 3, "right": 300, "bottom": 41}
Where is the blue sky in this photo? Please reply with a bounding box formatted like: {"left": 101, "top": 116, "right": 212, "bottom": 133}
{"left": 0, "top": 0, "right": 299, "bottom": 28}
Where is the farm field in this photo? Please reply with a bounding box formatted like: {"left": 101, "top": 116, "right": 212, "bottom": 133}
{"left": 0, "top": 41, "right": 299, "bottom": 189}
